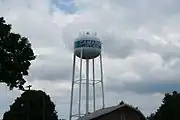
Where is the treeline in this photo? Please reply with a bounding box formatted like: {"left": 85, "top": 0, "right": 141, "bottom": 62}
{"left": 0, "top": 17, "right": 58, "bottom": 120}
{"left": 147, "top": 91, "right": 180, "bottom": 120}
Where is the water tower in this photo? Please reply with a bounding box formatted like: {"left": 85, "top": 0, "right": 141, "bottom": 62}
{"left": 69, "top": 32, "right": 105, "bottom": 120}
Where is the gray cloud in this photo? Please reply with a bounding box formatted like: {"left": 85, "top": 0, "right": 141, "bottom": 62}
{"left": 63, "top": 0, "right": 180, "bottom": 61}
{"left": 28, "top": 54, "right": 72, "bottom": 81}
{"left": 105, "top": 64, "right": 180, "bottom": 94}
{"left": 102, "top": 34, "right": 180, "bottom": 60}
{"left": 30, "top": 64, "right": 71, "bottom": 81}
{"left": 1, "top": 0, "right": 180, "bottom": 119}
{"left": 106, "top": 79, "right": 180, "bottom": 94}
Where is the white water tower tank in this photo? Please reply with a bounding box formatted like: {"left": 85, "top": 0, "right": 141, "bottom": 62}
{"left": 74, "top": 32, "right": 101, "bottom": 59}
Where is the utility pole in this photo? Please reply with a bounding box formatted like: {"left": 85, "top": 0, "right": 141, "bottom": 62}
{"left": 26, "top": 85, "right": 32, "bottom": 90}
{"left": 26, "top": 85, "right": 32, "bottom": 120}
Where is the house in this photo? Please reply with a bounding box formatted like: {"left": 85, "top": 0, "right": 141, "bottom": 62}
{"left": 78, "top": 103, "right": 146, "bottom": 120}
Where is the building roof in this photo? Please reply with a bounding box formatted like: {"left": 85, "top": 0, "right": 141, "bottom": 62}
{"left": 78, "top": 103, "right": 146, "bottom": 120}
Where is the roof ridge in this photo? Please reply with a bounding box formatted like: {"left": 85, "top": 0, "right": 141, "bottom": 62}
{"left": 78, "top": 103, "right": 146, "bottom": 120}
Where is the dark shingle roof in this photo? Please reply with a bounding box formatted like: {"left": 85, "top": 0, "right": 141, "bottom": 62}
{"left": 78, "top": 104, "right": 146, "bottom": 120}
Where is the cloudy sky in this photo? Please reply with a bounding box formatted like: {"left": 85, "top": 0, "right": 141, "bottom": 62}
{"left": 1, "top": 0, "right": 180, "bottom": 119}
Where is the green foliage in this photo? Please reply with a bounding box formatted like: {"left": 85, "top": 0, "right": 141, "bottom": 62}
{"left": 0, "top": 17, "right": 36, "bottom": 90}
{"left": 147, "top": 91, "right": 180, "bottom": 120}
{"left": 119, "top": 101, "right": 125, "bottom": 105}
{"left": 3, "top": 90, "right": 58, "bottom": 120}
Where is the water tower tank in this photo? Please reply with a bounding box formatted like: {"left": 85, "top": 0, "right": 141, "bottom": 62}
{"left": 74, "top": 32, "right": 101, "bottom": 59}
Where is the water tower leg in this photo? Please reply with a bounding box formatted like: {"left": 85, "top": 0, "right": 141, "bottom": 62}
{"left": 78, "top": 48, "right": 83, "bottom": 118}
{"left": 86, "top": 59, "right": 89, "bottom": 114}
{"left": 92, "top": 58, "right": 96, "bottom": 112}
{"left": 69, "top": 54, "right": 76, "bottom": 120}
{"left": 100, "top": 54, "right": 105, "bottom": 108}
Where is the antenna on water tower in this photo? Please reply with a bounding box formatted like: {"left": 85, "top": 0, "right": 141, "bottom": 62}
{"left": 69, "top": 31, "right": 105, "bottom": 120}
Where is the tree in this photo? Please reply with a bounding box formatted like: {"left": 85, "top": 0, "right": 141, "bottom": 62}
{"left": 147, "top": 113, "right": 155, "bottom": 120}
{"left": 0, "top": 17, "right": 36, "bottom": 90}
{"left": 3, "top": 90, "right": 58, "bottom": 120}
{"left": 147, "top": 91, "right": 180, "bottom": 120}
{"left": 119, "top": 101, "right": 125, "bottom": 105}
